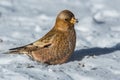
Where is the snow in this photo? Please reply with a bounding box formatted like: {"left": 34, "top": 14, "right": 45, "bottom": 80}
{"left": 0, "top": 0, "right": 120, "bottom": 80}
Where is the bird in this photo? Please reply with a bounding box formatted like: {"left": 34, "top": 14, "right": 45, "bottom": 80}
{"left": 9, "top": 10, "right": 78, "bottom": 65}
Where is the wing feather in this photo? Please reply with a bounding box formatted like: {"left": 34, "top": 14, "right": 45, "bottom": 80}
{"left": 9, "top": 31, "right": 56, "bottom": 54}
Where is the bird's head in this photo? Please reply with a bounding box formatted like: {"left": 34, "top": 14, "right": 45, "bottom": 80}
{"left": 55, "top": 10, "right": 78, "bottom": 31}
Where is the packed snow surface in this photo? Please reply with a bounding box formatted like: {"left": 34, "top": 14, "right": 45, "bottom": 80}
{"left": 0, "top": 0, "right": 120, "bottom": 80}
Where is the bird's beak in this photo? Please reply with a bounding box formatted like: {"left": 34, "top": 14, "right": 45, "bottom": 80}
{"left": 70, "top": 17, "right": 79, "bottom": 24}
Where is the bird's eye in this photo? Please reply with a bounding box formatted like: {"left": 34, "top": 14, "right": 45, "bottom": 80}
{"left": 65, "top": 18, "right": 68, "bottom": 21}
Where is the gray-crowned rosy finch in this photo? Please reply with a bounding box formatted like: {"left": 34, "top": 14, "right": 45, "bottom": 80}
{"left": 9, "top": 10, "right": 78, "bottom": 65}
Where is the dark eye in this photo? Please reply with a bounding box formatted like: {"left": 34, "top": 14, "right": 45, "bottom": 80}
{"left": 65, "top": 18, "right": 68, "bottom": 21}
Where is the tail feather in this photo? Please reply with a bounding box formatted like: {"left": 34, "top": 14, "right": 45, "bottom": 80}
{"left": 9, "top": 46, "right": 25, "bottom": 50}
{"left": 9, "top": 49, "right": 20, "bottom": 53}
{"left": 0, "top": 46, "right": 28, "bottom": 54}
{"left": 9, "top": 46, "right": 24, "bottom": 54}
{"left": 9, "top": 47, "right": 30, "bottom": 54}
{"left": 9, "top": 45, "right": 28, "bottom": 54}
{"left": 9, "top": 43, "right": 33, "bottom": 54}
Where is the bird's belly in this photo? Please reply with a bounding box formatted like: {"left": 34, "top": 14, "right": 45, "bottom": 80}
{"left": 49, "top": 40, "right": 75, "bottom": 64}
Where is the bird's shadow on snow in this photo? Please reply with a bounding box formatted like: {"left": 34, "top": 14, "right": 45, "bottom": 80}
{"left": 69, "top": 43, "right": 120, "bottom": 62}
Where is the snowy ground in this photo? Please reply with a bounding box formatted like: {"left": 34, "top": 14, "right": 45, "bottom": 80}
{"left": 0, "top": 0, "right": 120, "bottom": 80}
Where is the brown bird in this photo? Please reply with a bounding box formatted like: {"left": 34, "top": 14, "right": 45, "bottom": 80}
{"left": 9, "top": 10, "right": 78, "bottom": 65}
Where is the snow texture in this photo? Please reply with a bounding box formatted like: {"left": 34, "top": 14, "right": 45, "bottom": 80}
{"left": 0, "top": 0, "right": 120, "bottom": 80}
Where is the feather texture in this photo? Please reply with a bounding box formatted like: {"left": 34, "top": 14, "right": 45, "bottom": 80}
{"left": 9, "top": 10, "right": 78, "bottom": 65}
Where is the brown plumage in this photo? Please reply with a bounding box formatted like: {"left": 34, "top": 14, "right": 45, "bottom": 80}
{"left": 9, "top": 10, "right": 78, "bottom": 65}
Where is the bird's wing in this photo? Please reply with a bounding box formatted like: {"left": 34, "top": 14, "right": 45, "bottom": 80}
{"left": 9, "top": 32, "right": 56, "bottom": 53}
{"left": 9, "top": 41, "right": 52, "bottom": 54}
{"left": 33, "top": 30, "right": 56, "bottom": 48}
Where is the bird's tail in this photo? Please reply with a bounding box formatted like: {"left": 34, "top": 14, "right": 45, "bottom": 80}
{"left": 0, "top": 49, "right": 21, "bottom": 54}
{"left": 9, "top": 49, "right": 20, "bottom": 53}
{"left": 9, "top": 46, "right": 26, "bottom": 54}
{"left": 0, "top": 46, "right": 26, "bottom": 54}
{"left": 9, "top": 45, "right": 29, "bottom": 54}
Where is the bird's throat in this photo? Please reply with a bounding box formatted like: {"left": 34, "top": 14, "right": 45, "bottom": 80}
{"left": 54, "top": 23, "right": 74, "bottom": 32}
